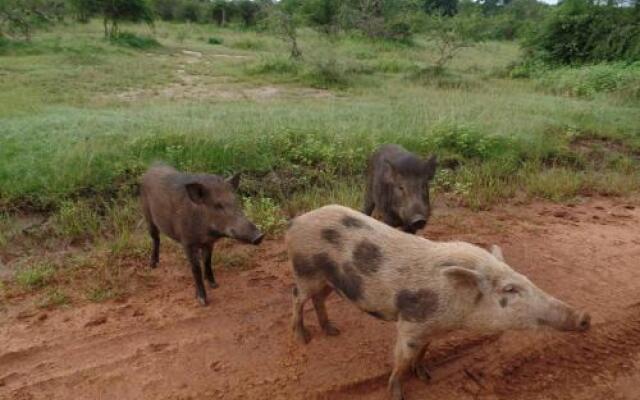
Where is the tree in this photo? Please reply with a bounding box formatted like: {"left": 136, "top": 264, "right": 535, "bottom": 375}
{"left": 98, "top": 0, "right": 154, "bottom": 38}
{"left": 69, "top": 0, "right": 99, "bottom": 22}
{"left": 268, "top": 5, "right": 302, "bottom": 58}
{"left": 423, "top": 0, "right": 458, "bottom": 16}
{"left": 425, "top": 15, "right": 473, "bottom": 69}
{"left": 236, "top": 0, "right": 261, "bottom": 26}
{"left": 0, "top": 0, "right": 60, "bottom": 41}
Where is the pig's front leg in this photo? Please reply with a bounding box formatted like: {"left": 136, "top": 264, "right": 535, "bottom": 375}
{"left": 202, "top": 244, "right": 218, "bottom": 289}
{"left": 388, "top": 322, "right": 432, "bottom": 400}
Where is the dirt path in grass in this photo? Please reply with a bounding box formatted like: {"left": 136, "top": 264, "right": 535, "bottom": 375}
{"left": 2, "top": 198, "right": 640, "bottom": 400}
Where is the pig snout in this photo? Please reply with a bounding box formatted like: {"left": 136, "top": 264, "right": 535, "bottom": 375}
{"left": 407, "top": 215, "right": 427, "bottom": 233}
{"left": 574, "top": 311, "right": 591, "bottom": 332}
{"left": 539, "top": 304, "right": 591, "bottom": 332}
{"left": 230, "top": 222, "right": 264, "bottom": 245}
{"left": 250, "top": 231, "right": 265, "bottom": 245}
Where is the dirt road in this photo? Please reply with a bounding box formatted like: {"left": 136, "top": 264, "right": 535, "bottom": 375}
{"left": 2, "top": 198, "right": 640, "bottom": 400}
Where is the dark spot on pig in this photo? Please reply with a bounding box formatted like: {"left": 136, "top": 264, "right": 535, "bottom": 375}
{"left": 474, "top": 292, "right": 484, "bottom": 305}
{"left": 366, "top": 310, "right": 386, "bottom": 320}
{"left": 321, "top": 228, "right": 342, "bottom": 248}
{"left": 407, "top": 342, "right": 418, "bottom": 349}
{"left": 313, "top": 253, "right": 339, "bottom": 275}
{"left": 293, "top": 287, "right": 299, "bottom": 297}
{"left": 341, "top": 215, "right": 369, "bottom": 229}
{"left": 292, "top": 254, "right": 317, "bottom": 278}
{"left": 352, "top": 240, "right": 384, "bottom": 275}
{"left": 396, "top": 289, "right": 439, "bottom": 322}
{"left": 499, "top": 297, "right": 508, "bottom": 308}
{"left": 322, "top": 260, "right": 362, "bottom": 302}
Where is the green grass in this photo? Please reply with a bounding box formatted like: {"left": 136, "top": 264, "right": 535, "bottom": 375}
{"left": 15, "top": 263, "right": 56, "bottom": 290}
{"left": 1, "top": 20, "right": 639, "bottom": 226}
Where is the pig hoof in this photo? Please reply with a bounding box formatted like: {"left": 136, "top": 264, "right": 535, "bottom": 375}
{"left": 414, "top": 364, "right": 431, "bottom": 382}
{"left": 149, "top": 261, "right": 158, "bottom": 269}
{"left": 323, "top": 323, "right": 341, "bottom": 336}
{"left": 208, "top": 281, "right": 219, "bottom": 289}
{"left": 295, "top": 327, "right": 311, "bottom": 344}
{"left": 197, "top": 296, "right": 208, "bottom": 306}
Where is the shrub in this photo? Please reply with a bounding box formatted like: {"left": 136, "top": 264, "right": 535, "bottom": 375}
{"left": 208, "top": 36, "right": 223, "bottom": 45}
{"left": 524, "top": 0, "right": 640, "bottom": 64}
{"left": 52, "top": 200, "right": 102, "bottom": 241}
{"left": 249, "top": 56, "right": 300, "bottom": 75}
{"left": 231, "top": 38, "right": 265, "bottom": 51}
{"left": 243, "top": 196, "right": 287, "bottom": 235}
{"left": 304, "top": 57, "right": 351, "bottom": 89}
{"left": 110, "top": 32, "right": 160, "bottom": 49}
{"left": 15, "top": 263, "right": 56, "bottom": 290}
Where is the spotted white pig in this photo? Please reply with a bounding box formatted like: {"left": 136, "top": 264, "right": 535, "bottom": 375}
{"left": 286, "top": 205, "right": 590, "bottom": 400}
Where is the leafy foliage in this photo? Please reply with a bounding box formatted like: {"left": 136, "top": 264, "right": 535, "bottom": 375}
{"left": 524, "top": 0, "right": 640, "bottom": 64}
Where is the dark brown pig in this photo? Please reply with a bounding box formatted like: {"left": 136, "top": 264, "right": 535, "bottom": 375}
{"left": 140, "top": 164, "right": 264, "bottom": 306}
{"left": 286, "top": 205, "right": 590, "bottom": 400}
{"left": 363, "top": 144, "right": 437, "bottom": 234}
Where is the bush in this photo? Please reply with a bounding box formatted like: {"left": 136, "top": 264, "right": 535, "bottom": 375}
{"left": 208, "top": 36, "right": 223, "bottom": 45}
{"left": 524, "top": 0, "right": 640, "bottom": 64}
{"left": 249, "top": 56, "right": 301, "bottom": 75}
{"left": 15, "top": 263, "right": 56, "bottom": 290}
{"left": 110, "top": 32, "right": 160, "bottom": 49}
{"left": 230, "top": 38, "right": 265, "bottom": 50}
{"left": 304, "top": 57, "right": 351, "bottom": 89}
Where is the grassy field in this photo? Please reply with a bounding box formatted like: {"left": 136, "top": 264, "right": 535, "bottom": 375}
{"left": 1, "top": 20, "right": 639, "bottom": 307}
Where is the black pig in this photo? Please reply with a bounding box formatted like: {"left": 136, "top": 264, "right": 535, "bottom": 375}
{"left": 140, "top": 164, "right": 264, "bottom": 305}
{"left": 363, "top": 144, "right": 437, "bottom": 234}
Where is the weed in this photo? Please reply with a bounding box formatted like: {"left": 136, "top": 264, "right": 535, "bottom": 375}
{"left": 38, "top": 287, "right": 71, "bottom": 308}
{"left": 52, "top": 200, "right": 101, "bottom": 241}
{"left": 243, "top": 196, "right": 287, "bottom": 235}
{"left": 208, "top": 36, "right": 223, "bottom": 45}
{"left": 15, "top": 263, "right": 56, "bottom": 290}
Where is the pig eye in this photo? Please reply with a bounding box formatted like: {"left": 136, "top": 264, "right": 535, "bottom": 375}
{"left": 502, "top": 284, "right": 518, "bottom": 294}
{"left": 213, "top": 202, "right": 224, "bottom": 210}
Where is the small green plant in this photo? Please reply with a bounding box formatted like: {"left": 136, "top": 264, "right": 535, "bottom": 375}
{"left": 38, "top": 288, "right": 70, "bottom": 308}
{"left": 86, "top": 286, "right": 116, "bottom": 302}
{"left": 243, "top": 196, "right": 287, "bottom": 235}
{"left": 53, "top": 200, "right": 101, "bottom": 241}
{"left": 110, "top": 32, "right": 161, "bottom": 49}
{"left": 208, "top": 36, "right": 223, "bottom": 45}
{"left": 15, "top": 263, "right": 56, "bottom": 290}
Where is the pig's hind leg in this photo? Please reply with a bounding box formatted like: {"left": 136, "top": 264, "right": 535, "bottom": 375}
{"left": 312, "top": 285, "right": 340, "bottom": 336}
{"left": 292, "top": 277, "right": 327, "bottom": 344}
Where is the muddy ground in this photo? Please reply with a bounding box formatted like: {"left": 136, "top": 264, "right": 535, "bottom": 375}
{"left": 2, "top": 198, "right": 640, "bottom": 400}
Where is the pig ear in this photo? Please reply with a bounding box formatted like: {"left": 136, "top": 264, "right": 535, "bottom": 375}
{"left": 491, "top": 245, "right": 505, "bottom": 262}
{"left": 383, "top": 160, "right": 397, "bottom": 182}
{"left": 442, "top": 266, "right": 483, "bottom": 290}
{"left": 185, "top": 182, "right": 208, "bottom": 205}
{"left": 226, "top": 173, "right": 241, "bottom": 190}
{"left": 423, "top": 155, "right": 437, "bottom": 181}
